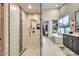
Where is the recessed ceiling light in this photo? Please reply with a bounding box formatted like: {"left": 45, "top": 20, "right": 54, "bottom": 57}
{"left": 56, "top": 4, "right": 58, "bottom": 7}
{"left": 28, "top": 5, "right": 32, "bottom": 9}
{"left": 11, "top": 5, "right": 16, "bottom": 11}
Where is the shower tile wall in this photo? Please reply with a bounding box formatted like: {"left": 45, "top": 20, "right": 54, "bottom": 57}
{"left": 10, "top": 4, "right": 20, "bottom": 56}
{"left": 22, "top": 13, "right": 40, "bottom": 55}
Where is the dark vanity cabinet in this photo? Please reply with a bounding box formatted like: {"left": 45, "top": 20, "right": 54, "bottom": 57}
{"left": 73, "top": 38, "right": 79, "bottom": 54}
{"left": 68, "top": 37, "right": 73, "bottom": 48}
{"left": 63, "top": 34, "right": 69, "bottom": 47}
{"left": 63, "top": 34, "right": 79, "bottom": 54}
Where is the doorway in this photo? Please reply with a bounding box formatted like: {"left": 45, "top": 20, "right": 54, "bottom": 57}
{"left": 42, "top": 21, "right": 49, "bottom": 36}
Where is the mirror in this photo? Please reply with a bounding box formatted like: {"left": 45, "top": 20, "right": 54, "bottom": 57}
{"left": 75, "top": 10, "right": 79, "bottom": 31}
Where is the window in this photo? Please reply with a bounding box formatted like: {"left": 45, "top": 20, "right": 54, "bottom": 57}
{"left": 58, "top": 15, "right": 72, "bottom": 34}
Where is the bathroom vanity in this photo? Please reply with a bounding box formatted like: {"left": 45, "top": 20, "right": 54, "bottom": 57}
{"left": 63, "top": 34, "right": 79, "bottom": 55}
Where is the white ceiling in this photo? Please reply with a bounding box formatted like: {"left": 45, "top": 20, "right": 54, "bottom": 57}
{"left": 42, "top": 3, "right": 64, "bottom": 10}
{"left": 17, "top": 3, "right": 64, "bottom": 14}
{"left": 17, "top": 3, "right": 40, "bottom": 14}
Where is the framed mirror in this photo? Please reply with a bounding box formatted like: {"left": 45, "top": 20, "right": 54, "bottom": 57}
{"left": 75, "top": 10, "right": 79, "bottom": 31}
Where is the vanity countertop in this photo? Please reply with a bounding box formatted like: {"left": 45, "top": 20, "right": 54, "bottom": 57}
{"left": 64, "top": 33, "right": 79, "bottom": 37}
{"left": 52, "top": 33, "right": 63, "bottom": 37}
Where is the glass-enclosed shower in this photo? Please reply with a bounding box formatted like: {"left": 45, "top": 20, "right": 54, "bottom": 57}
{"left": 7, "top": 3, "right": 41, "bottom": 56}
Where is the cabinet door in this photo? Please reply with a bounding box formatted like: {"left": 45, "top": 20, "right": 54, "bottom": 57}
{"left": 63, "top": 34, "right": 66, "bottom": 45}
{"left": 75, "top": 38, "right": 79, "bottom": 54}
{"left": 63, "top": 34, "right": 69, "bottom": 47}
{"left": 73, "top": 38, "right": 77, "bottom": 52}
{"left": 72, "top": 37, "right": 79, "bottom": 54}
{"left": 68, "top": 36, "right": 73, "bottom": 49}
